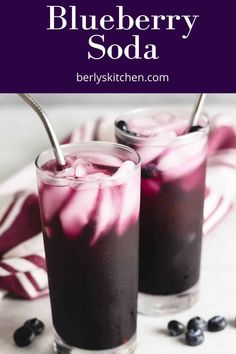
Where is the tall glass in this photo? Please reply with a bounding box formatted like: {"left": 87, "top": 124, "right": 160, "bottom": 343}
{"left": 115, "top": 110, "right": 209, "bottom": 315}
{"left": 36, "top": 142, "right": 140, "bottom": 353}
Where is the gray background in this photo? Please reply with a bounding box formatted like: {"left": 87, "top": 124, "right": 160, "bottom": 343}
{"left": 0, "top": 94, "right": 235, "bottom": 182}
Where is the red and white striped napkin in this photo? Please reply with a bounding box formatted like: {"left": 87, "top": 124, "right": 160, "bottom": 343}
{"left": 204, "top": 114, "right": 236, "bottom": 234}
{"left": 0, "top": 115, "right": 235, "bottom": 300}
{"left": 0, "top": 192, "right": 47, "bottom": 300}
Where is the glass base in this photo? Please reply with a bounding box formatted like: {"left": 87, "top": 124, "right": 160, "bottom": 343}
{"left": 53, "top": 331, "right": 137, "bottom": 354}
{"left": 138, "top": 282, "right": 199, "bottom": 316}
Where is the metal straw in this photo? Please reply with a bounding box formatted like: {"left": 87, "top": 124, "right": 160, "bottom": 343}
{"left": 188, "top": 93, "right": 207, "bottom": 131}
{"left": 18, "top": 94, "right": 66, "bottom": 167}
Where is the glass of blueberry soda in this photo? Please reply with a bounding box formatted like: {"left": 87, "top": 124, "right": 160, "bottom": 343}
{"left": 115, "top": 109, "right": 209, "bottom": 315}
{"left": 36, "top": 142, "right": 141, "bottom": 353}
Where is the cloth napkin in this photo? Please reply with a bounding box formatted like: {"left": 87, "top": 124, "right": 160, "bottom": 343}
{"left": 0, "top": 114, "right": 235, "bottom": 300}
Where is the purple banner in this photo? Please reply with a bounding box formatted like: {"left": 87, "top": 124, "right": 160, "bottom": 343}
{"left": 0, "top": 1, "right": 235, "bottom": 92}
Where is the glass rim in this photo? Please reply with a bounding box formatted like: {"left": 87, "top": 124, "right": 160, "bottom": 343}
{"left": 35, "top": 141, "right": 141, "bottom": 185}
{"left": 115, "top": 108, "right": 209, "bottom": 147}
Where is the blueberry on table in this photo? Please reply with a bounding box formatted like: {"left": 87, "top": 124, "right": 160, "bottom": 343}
{"left": 24, "top": 318, "right": 45, "bottom": 335}
{"left": 188, "top": 125, "right": 202, "bottom": 133}
{"left": 186, "top": 329, "right": 204, "bottom": 346}
{"left": 208, "top": 316, "right": 227, "bottom": 332}
{"left": 141, "top": 164, "right": 159, "bottom": 179}
{"left": 167, "top": 320, "right": 185, "bottom": 336}
{"left": 13, "top": 325, "right": 35, "bottom": 347}
{"left": 187, "top": 316, "right": 207, "bottom": 331}
{"left": 116, "top": 120, "right": 128, "bottom": 132}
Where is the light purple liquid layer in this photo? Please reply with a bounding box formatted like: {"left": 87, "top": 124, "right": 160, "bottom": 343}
{"left": 39, "top": 152, "right": 139, "bottom": 244}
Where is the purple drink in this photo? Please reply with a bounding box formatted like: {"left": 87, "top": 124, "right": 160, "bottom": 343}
{"left": 115, "top": 110, "right": 209, "bottom": 314}
{"left": 36, "top": 142, "right": 140, "bottom": 353}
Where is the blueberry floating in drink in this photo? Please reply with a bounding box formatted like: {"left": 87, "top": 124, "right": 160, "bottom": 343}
{"left": 141, "top": 163, "right": 159, "bottom": 179}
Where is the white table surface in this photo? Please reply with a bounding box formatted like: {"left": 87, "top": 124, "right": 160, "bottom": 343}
{"left": 1, "top": 101, "right": 236, "bottom": 354}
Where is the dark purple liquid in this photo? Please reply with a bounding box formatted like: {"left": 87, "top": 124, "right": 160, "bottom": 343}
{"left": 43, "top": 221, "right": 138, "bottom": 349}
{"left": 116, "top": 128, "right": 207, "bottom": 296}
{"left": 139, "top": 161, "right": 206, "bottom": 295}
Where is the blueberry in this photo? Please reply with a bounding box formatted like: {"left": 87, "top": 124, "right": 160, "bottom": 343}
{"left": 186, "top": 329, "right": 204, "bottom": 346}
{"left": 127, "top": 130, "right": 139, "bottom": 137}
{"left": 167, "top": 320, "right": 185, "bottom": 337}
{"left": 13, "top": 325, "right": 35, "bottom": 347}
{"left": 187, "top": 316, "right": 207, "bottom": 331}
{"left": 24, "top": 318, "right": 45, "bottom": 335}
{"left": 189, "top": 125, "right": 202, "bottom": 133}
{"left": 116, "top": 120, "right": 128, "bottom": 132}
{"left": 141, "top": 163, "right": 159, "bottom": 179}
{"left": 208, "top": 316, "right": 227, "bottom": 332}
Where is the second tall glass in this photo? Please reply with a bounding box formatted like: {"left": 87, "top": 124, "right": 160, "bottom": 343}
{"left": 115, "top": 110, "right": 209, "bottom": 315}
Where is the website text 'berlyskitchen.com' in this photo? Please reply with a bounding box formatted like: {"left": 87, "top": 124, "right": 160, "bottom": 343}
{"left": 76, "top": 72, "right": 169, "bottom": 85}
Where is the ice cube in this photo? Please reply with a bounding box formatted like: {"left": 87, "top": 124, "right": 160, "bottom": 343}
{"left": 153, "top": 114, "right": 188, "bottom": 135}
{"left": 90, "top": 187, "right": 118, "bottom": 245}
{"left": 83, "top": 172, "right": 110, "bottom": 182}
{"left": 116, "top": 172, "right": 140, "bottom": 236}
{"left": 41, "top": 185, "right": 71, "bottom": 222}
{"left": 60, "top": 186, "right": 99, "bottom": 240}
{"left": 130, "top": 115, "right": 157, "bottom": 128}
{"left": 71, "top": 158, "right": 87, "bottom": 177}
{"left": 129, "top": 116, "right": 157, "bottom": 136}
{"left": 112, "top": 160, "right": 135, "bottom": 183}
{"left": 128, "top": 112, "right": 187, "bottom": 137}
{"left": 179, "top": 167, "right": 204, "bottom": 191}
{"left": 181, "top": 137, "right": 206, "bottom": 159}
{"left": 77, "top": 152, "right": 123, "bottom": 167}
{"left": 152, "top": 112, "right": 175, "bottom": 123}
{"left": 136, "top": 131, "right": 176, "bottom": 165}
{"left": 137, "top": 146, "right": 163, "bottom": 165}
{"left": 65, "top": 153, "right": 79, "bottom": 166}
{"left": 75, "top": 165, "right": 86, "bottom": 178}
{"left": 159, "top": 139, "right": 206, "bottom": 182}
{"left": 157, "top": 147, "right": 185, "bottom": 172}
{"left": 128, "top": 115, "right": 163, "bottom": 137}
{"left": 72, "top": 158, "right": 85, "bottom": 167}
{"left": 56, "top": 167, "right": 75, "bottom": 178}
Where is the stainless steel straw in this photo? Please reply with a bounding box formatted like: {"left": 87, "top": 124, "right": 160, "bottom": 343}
{"left": 188, "top": 93, "right": 207, "bottom": 131}
{"left": 18, "top": 94, "right": 66, "bottom": 167}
